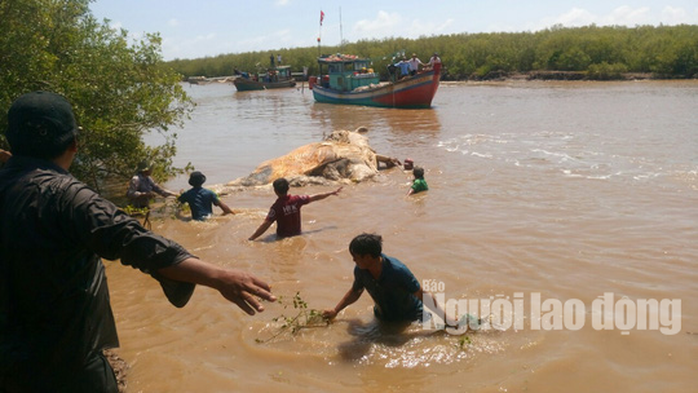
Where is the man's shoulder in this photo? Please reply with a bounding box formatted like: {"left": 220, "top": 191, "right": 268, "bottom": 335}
{"left": 383, "top": 254, "right": 412, "bottom": 273}
{"left": 288, "top": 194, "right": 310, "bottom": 203}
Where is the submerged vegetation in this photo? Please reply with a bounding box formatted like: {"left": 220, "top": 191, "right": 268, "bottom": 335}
{"left": 169, "top": 24, "right": 698, "bottom": 81}
{"left": 256, "top": 292, "right": 329, "bottom": 344}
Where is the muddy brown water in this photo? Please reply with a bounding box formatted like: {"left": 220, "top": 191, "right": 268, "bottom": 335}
{"left": 107, "top": 80, "right": 697, "bottom": 392}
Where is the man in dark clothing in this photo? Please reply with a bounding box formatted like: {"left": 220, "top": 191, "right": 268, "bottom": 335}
{"left": 248, "top": 177, "right": 342, "bottom": 241}
{"left": 178, "top": 170, "right": 235, "bottom": 220}
{"left": 126, "top": 160, "right": 177, "bottom": 208}
{"left": 0, "top": 91, "right": 276, "bottom": 392}
{"left": 323, "top": 233, "right": 452, "bottom": 324}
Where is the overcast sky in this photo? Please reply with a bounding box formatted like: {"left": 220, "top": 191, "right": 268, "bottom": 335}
{"left": 89, "top": 0, "right": 698, "bottom": 60}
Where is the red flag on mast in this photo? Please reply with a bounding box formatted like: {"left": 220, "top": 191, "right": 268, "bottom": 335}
{"left": 320, "top": 10, "right": 325, "bottom": 26}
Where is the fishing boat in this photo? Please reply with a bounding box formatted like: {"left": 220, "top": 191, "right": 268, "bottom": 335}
{"left": 309, "top": 54, "right": 441, "bottom": 108}
{"left": 233, "top": 65, "right": 296, "bottom": 91}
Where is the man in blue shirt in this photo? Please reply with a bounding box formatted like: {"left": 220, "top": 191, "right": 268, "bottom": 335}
{"left": 178, "top": 171, "right": 234, "bottom": 221}
{"left": 395, "top": 57, "right": 411, "bottom": 80}
{"left": 323, "top": 233, "right": 452, "bottom": 324}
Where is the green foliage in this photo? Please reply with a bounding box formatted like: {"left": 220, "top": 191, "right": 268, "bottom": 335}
{"left": 0, "top": 0, "right": 193, "bottom": 191}
{"left": 255, "top": 292, "right": 329, "bottom": 344}
{"left": 167, "top": 25, "right": 698, "bottom": 81}
{"left": 587, "top": 62, "right": 629, "bottom": 80}
{"left": 457, "top": 335, "right": 473, "bottom": 350}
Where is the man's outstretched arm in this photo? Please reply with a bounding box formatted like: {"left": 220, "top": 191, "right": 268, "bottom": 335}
{"left": 308, "top": 187, "right": 343, "bottom": 203}
{"left": 323, "top": 287, "right": 363, "bottom": 320}
{"left": 158, "top": 257, "right": 276, "bottom": 315}
{"left": 249, "top": 219, "right": 273, "bottom": 241}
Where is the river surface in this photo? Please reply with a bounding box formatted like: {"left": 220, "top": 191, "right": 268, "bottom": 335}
{"left": 107, "top": 80, "right": 698, "bottom": 392}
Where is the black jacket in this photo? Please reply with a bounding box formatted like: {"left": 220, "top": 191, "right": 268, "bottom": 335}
{"left": 0, "top": 156, "right": 195, "bottom": 389}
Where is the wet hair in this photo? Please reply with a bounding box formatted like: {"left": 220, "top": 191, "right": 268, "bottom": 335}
{"left": 413, "top": 167, "right": 425, "bottom": 179}
{"left": 273, "top": 178, "right": 289, "bottom": 195}
{"left": 349, "top": 233, "right": 382, "bottom": 258}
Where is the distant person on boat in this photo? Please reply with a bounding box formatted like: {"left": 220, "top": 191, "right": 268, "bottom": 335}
{"left": 322, "top": 233, "right": 456, "bottom": 326}
{"left": 407, "top": 166, "right": 428, "bottom": 196}
{"left": 426, "top": 53, "right": 442, "bottom": 70}
{"left": 395, "top": 57, "right": 411, "bottom": 79}
{"left": 248, "top": 178, "right": 343, "bottom": 241}
{"left": 0, "top": 90, "right": 275, "bottom": 392}
{"left": 386, "top": 63, "right": 398, "bottom": 81}
{"left": 127, "top": 161, "right": 177, "bottom": 209}
{"left": 408, "top": 53, "right": 425, "bottom": 75}
{"left": 270, "top": 53, "right": 275, "bottom": 67}
{"left": 277, "top": 54, "right": 282, "bottom": 65}
{"left": 178, "top": 171, "right": 235, "bottom": 221}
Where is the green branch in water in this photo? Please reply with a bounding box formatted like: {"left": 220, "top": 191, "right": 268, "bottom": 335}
{"left": 256, "top": 292, "right": 330, "bottom": 344}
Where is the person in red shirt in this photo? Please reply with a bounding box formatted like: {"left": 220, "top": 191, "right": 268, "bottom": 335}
{"left": 248, "top": 178, "right": 342, "bottom": 241}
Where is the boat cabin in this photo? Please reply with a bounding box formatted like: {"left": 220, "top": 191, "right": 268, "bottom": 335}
{"left": 317, "top": 54, "right": 380, "bottom": 92}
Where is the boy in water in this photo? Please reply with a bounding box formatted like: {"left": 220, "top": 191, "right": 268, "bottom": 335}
{"left": 407, "top": 166, "right": 428, "bottom": 196}
{"left": 248, "top": 178, "right": 342, "bottom": 241}
{"left": 323, "top": 233, "right": 456, "bottom": 327}
{"left": 178, "top": 171, "right": 235, "bottom": 221}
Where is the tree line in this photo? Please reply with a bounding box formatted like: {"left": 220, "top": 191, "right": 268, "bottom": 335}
{"left": 168, "top": 24, "right": 698, "bottom": 81}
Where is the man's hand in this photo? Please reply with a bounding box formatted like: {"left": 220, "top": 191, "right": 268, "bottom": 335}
{"left": 322, "top": 309, "right": 338, "bottom": 320}
{"left": 213, "top": 269, "right": 276, "bottom": 315}
{"left": 158, "top": 258, "right": 276, "bottom": 315}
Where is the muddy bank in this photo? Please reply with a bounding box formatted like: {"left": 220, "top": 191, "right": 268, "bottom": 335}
{"left": 442, "top": 70, "right": 656, "bottom": 82}
{"left": 104, "top": 349, "right": 128, "bottom": 393}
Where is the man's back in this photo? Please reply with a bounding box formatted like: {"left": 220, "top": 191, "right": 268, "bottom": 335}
{"left": 351, "top": 254, "right": 423, "bottom": 322}
{"left": 178, "top": 187, "right": 218, "bottom": 220}
{"left": 0, "top": 156, "right": 119, "bottom": 387}
{"left": 0, "top": 156, "right": 193, "bottom": 390}
{"left": 266, "top": 194, "right": 310, "bottom": 238}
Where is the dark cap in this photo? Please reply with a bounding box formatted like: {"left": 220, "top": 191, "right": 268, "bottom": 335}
{"left": 6, "top": 91, "right": 79, "bottom": 158}
{"left": 137, "top": 160, "right": 151, "bottom": 173}
{"left": 188, "top": 171, "right": 206, "bottom": 187}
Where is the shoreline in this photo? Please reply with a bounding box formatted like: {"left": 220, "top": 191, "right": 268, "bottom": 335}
{"left": 441, "top": 70, "right": 661, "bottom": 82}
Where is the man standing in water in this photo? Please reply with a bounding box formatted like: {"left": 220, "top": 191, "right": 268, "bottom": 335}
{"left": 248, "top": 177, "right": 342, "bottom": 241}
{"left": 0, "top": 91, "right": 276, "bottom": 392}
{"left": 323, "top": 233, "right": 455, "bottom": 326}
{"left": 126, "top": 160, "right": 177, "bottom": 208}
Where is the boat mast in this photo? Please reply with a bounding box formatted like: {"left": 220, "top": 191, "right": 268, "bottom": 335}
{"left": 339, "top": 7, "right": 344, "bottom": 50}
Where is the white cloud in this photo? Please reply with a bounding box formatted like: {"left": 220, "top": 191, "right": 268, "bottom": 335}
{"left": 660, "top": 6, "right": 695, "bottom": 24}
{"left": 555, "top": 7, "right": 596, "bottom": 26}
{"left": 410, "top": 18, "right": 455, "bottom": 37}
{"left": 275, "top": 0, "right": 289, "bottom": 6}
{"left": 533, "top": 6, "right": 691, "bottom": 30}
{"left": 168, "top": 18, "right": 179, "bottom": 27}
{"left": 601, "top": 6, "right": 651, "bottom": 25}
{"left": 353, "top": 11, "right": 403, "bottom": 38}
{"left": 236, "top": 29, "right": 293, "bottom": 53}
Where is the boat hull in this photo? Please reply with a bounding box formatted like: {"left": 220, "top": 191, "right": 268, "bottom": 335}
{"left": 234, "top": 78, "right": 296, "bottom": 91}
{"left": 312, "top": 67, "right": 440, "bottom": 108}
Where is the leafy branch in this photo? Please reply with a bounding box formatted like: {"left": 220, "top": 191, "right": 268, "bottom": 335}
{"left": 255, "top": 292, "right": 330, "bottom": 344}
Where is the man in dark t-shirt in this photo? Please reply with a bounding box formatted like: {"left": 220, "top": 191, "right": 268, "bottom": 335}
{"left": 178, "top": 171, "right": 234, "bottom": 221}
{"left": 248, "top": 178, "right": 342, "bottom": 240}
{"left": 323, "top": 233, "right": 454, "bottom": 325}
